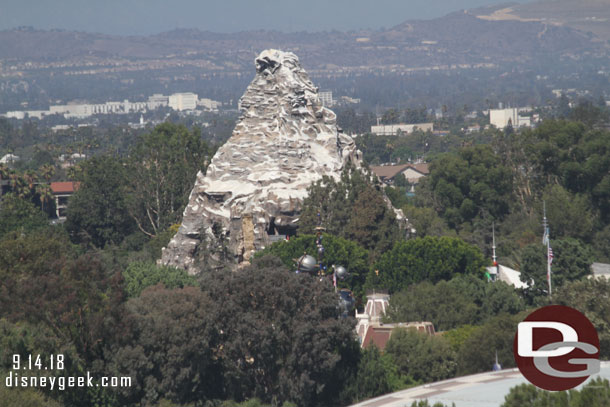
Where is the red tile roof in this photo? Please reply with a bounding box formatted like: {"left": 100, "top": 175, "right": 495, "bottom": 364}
{"left": 50, "top": 181, "right": 80, "bottom": 194}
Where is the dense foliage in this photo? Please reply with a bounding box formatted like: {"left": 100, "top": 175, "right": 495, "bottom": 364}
{"left": 1, "top": 114, "right": 610, "bottom": 406}
{"left": 126, "top": 123, "right": 212, "bottom": 237}
{"left": 256, "top": 233, "right": 370, "bottom": 297}
{"left": 298, "top": 166, "right": 400, "bottom": 259}
{"left": 386, "top": 275, "right": 525, "bottom": 331}
{"left": 385, "top": 329, "right": 457, "bottom": 384}
{"left": 501, "top": 378, "right": 610, "bottom": 407}
{"left": 122, "top": 261, "right": 198, "bottom": 298}
{"left": 65, "top": 155, "right": 135, "bottom": 247}
{"left": 368, "top": 236, "right": 487, "bottom": 292}
{"left": 423, "top": 145, "right": 513, "bottom": 229}
{"left": 63, "top": 123, "right": 211, "bottom": 248}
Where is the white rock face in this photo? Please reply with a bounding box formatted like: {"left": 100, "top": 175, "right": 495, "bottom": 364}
{"left": 160, "top": 49, "right": 362, "bottom": 273}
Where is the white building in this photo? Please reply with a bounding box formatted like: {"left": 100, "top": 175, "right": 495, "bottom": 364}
{"left": 590, "top": 263, "right": 610, "bottom": 280}
{"left": 0, "top": 154, "right": 20, "bottom": 165}
{"left": 168, "top": 93, "right": 198, "bottom": 111}
{"left": 489, "top": 108, "right": 532, "bottom": 129}
{"left": 198, "top": 98, "right": 221, "bottom": 110}
{"left": 371, "top": 123, "right": 434, "bottom": 136}
{"left": 486, "top": 264, "right": 529, "bottom": 289}
{"left": 147, "top": 94, "right": 169, "bottom": 110}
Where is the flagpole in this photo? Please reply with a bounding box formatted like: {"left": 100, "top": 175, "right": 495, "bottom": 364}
{"left": 543, "top": 201, "right": 552, "bottom": 297}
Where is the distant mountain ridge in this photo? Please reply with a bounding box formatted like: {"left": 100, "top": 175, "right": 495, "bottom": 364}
{"left": 0, "top": 1, "right": 607, "bottom": 73}
{"left": 472, "top": 0, "right": 610, "bottom": 42}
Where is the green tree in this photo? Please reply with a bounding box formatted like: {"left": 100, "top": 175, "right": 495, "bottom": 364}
{"left": 386, "top": 275, "right": 524, "bottom": 331}
{"left": 424, "top": 145, "right": 513, "bottom": 229}
{"left": 501, "top": 378, "right": 610, "bottom": 407}
{"left": 592, "top": 224, "right": 610, "bottom": 262}
{"left": 299, "top": 167, "right": 400, "bottom": 259}
{"left": 385, "top": 328, "right": 457, "bottom": 384}
{"left": 256, "top": 233, "right": 370, "bottom": 297}
{"left": 542, "top": 185, "right": 594, "bottom": 240}
{"left": 369, "top": 237, "right": 487, "bottom": 292}
{"left": 402, "top": 204, "right": 451, "bottom": 237}
{"left": 0, "top": 229, "right": 128, "bottom": 406}
{"left": 344, "top": 346, "right": 395, "bottom": 403}
{"left": 0, "top": 384, "right": 62, "bottom": 407}
{"left": 109, "top": 285, "right": 222, "bottom": 406}
{"left": 382, "top": 109, "right": 400, "bottom": 124}
{"left": 66, "top": 155, "right": 135, "bottom": 247}
{"left": 345, "top": 186, "right": 400, "bottom": 258}
{"left": 520, "top": 239, "right": 593, "bottom": 298}
{"left": 122, "top": 261, "right": 198, "bottom": 298}
{"left": 554, "top": 278, "right": 610, "bottom": 360}
{"left": 127, "top": 123, "right": 211, "bottom": 237}
{"left": 457, "top": 313, "right": 523, "bottom": 375}
{"left": 0, "top": 193, "right": 49, "bottom": 239}
{"left": 198, "top": 256, "right": 360, "bottom": 407}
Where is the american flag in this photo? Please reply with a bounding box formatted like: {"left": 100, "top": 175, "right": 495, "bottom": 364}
{"left": 548, "top": 246, "right": 554, "bottom": 264}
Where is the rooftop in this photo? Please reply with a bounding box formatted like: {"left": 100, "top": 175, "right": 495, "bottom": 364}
{"left": 349, "top": 361, "right": 610, "bottom": 407}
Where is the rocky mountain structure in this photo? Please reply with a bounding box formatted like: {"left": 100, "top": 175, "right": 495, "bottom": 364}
{"left": 161, "top": 49, "right": 363, "bottom": 273}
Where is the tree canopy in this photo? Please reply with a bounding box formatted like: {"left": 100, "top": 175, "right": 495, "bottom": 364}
{"left": 298, "top": 166, "right": 400, "bottom": 259}
{"left": 256, "top": 233, "right": 370, "bottom": 296}
{"left": 65, "top": 155, "right": 135, "bottom": 247}
{"left": 368, "top": 236, "right": 487, "bottom": 292}
{"left": 386, "top": 275, "right": 525, "bottom": 331}
{"left": 126, "top": 123, "right": 211, "bottom": 237}
{"left": 423, "top": 145, "right": 513, "bottom": 229}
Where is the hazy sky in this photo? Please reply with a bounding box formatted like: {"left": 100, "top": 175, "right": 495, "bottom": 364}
{"left": 1, "top": 0, "right": 526, "bottom": 35}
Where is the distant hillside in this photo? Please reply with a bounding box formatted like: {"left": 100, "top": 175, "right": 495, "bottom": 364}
{"left": 474, "top": 0, "right": 610, "bottom": 42}
{"left": 0, "top": 5, "right": 606, "bottom": 72}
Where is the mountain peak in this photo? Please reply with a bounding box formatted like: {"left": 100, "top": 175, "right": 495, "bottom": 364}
{"left": 160, "top": 49, "right": 362, "bottom": 273}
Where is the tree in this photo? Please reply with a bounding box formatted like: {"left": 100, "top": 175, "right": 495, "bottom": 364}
{"left": 0, "top": 228, "right": 129, "bottom": 407}
{"left": 593, "top": 224, "right": 610, "bottom": 262}
{"left": 554, "top": 278, "right": 610, "bottom": 360}
{"left": 65, "top": 155, "right": 135, "bottom": 247}
{"left": 382, "top": 109, "right": 400, "bottom": 124}
{"left": 457, "top": 313, "right": 524, "bottom": 375}
{"left": 109, "top": 285, "right": 223, "bottom": 406}
{"left": 256, "top": 233, "right": 370, "bottom": 297}
{"left": 0, "top": 193, "right": 49, "bottom": 239}
{"left": 385, "top": 328, "right": 457, "bottom": 384}
{"left": 386, "top": 275, "right": 525, "bottom": 331}
{"left": 424, "top": 145, "right": 513, "bottom": 229}
{"left": 520, "top": 239, "right": 593, "bottom": 298}
{"left": 299, "top": 166, "right": 400, "bottom": 259}
{"left": 122, "top": 261, "right": 198, "bottom": 298}
{"left": 369, "top": 236, "right": 487, "bottom": 292}
{"left": 35, "top": 183, "right": 54, "bottom": 214}
{"left": 344, "top": 346, "right": 395, "bottom": 403}
{"left": 542, "top": 185, "right": 594, "bottom": 240}
{"left": 402, "top": 204, "right": 451, "bottom": 237}
{"left": 501, "top": 378, "right": 610, "bottom": 407}
{"left": 345, "top": 186, "right": 400, "bottom": 258}
{"left": 198, "top": 256, "right": 360, "bottom": 407}
{"left": 126, "top": 123, "right": 211, "bottom": 237}
{"left": 0, "top": 385, "right": 62, "bottom": 407}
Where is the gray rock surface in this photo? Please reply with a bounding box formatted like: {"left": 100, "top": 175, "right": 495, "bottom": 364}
{"left": 160, "top": 49, "right": 362, "bottom": 273}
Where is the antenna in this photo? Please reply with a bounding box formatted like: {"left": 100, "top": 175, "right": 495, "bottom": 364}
{"left": 492, "top": 222, "right": 497, "bottom": 266}
{"left": 376, "top": 104, "right": 381, "bottom": 126}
